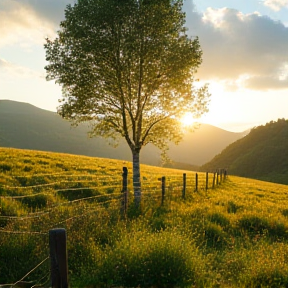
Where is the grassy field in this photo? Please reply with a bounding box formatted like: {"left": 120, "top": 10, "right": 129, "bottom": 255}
{"left": 1, "top": 147, "right": 288, "bottom": 288}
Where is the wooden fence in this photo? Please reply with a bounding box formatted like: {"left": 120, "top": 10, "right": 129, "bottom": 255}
{"left": 47, "top": 168, "right": 227, "bottom": 288}
{"left": 121, "top": 167, "right": 228, "bottom": 211}
{"left": 1, "top": 167, "right": 227, "bottom": 288}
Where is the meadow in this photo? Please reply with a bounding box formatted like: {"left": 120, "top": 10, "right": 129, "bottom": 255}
{"left": 1, "top": 147, "right": 288, "bottom": 288}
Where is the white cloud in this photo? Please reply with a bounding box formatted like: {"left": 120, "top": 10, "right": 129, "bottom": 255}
{"left": 185, "top": 7, "right": 288, "bottom": 90}
{"left": 0, "top": 58, "right": 42, "bottom": 79}
{"left": 0, "top": 57, "right": 60, "bottom": 111}
{"left": 1, "top": 0, "right": 287, "bottom": 92}
{"left": 0, "top": 0, "right": 72, "bottom": 24}
{"left": 0, "top": 0, "right": 60, "bottom": 47}
{"left": 0, "top": 58, "right": 10, "bottom": 68}
{"left": 244, "top": 75, "right": 288, "bottom": 90}
{"left": 264, "top": 0, "right": 288, "bottom": 11}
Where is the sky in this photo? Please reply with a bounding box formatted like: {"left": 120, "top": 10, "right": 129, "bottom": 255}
{"left": 0, "top": 0, "right": 288, "bottom": 132}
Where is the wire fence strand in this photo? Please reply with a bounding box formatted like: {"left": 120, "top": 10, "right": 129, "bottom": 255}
{"left": 0, "top": 167, "right": 228, "bottom": 287}
{"left": 0, "top": 256, "right": 49, "bottom": 288}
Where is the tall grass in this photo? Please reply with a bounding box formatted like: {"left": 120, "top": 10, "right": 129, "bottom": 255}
{"left": 1, "top": 148, "right": 288, "bottom": 287}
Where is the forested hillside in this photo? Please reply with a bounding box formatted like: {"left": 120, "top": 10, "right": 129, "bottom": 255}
{"left": 201, "top": 119, "right": 288, "bottom": 184}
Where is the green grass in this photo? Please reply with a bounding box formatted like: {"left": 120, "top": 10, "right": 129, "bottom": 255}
{"left": 1, "top": 147, "right": 288, "bottom": 287}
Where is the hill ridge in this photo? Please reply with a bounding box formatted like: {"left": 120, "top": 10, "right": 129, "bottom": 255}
{"left": 200, "top": 118, "right": 288, "bottom": 185}
{"left": 0, "top": 100, "right": 246, "bottom": 167}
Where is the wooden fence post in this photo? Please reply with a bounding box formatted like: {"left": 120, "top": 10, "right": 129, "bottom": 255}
{"left": 122, "top": 167, "right": 128, "bottom": 214}
{"left": 206, "top": 172, "right": 208, "bottom": 191}
{"left": 195, "top": 173, "right": 198, "bottom": 192}
{"left": 161, "top": 176, "right": 166, "bottom": 205}
{"left": 212, "top": 172, "right": 216, "bottom": 188}
{"left": 49, "top": 228, "right": 68, "bottom": 288}
{"left": 182, "top": 173, "right": 186, "bottom": 199}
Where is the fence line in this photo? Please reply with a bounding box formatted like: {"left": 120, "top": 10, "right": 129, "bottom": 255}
{"left": 1, "top": 167, "right": 228, "bottom": 219}
{"left": 0, "top": 167, "right": 228, "bottom": 288}
{"left": 0, "top": 184, "right": 123, "bottom": 200}
{"left": 2, "top": 171, "right": 223, "bottom": 190}
{"left": 0, "top": 230, "right": 47, "bottom": 235}
{"left": 1, "top": 182, "right": 122, "bottom": 193}
{"left": 0, "top": 256, "right": 49, "bottom": 288}
{"left": 6, "top": 172, "right": 122, "bottom": 179}
{"left": 0, "top": 193, "right": 122, "bottom": 223}
{"left": 2, "top": 177, "right": 123, "bottom": 190}
{"left": 0, "top": 230, "right": 66, "bottom": 288}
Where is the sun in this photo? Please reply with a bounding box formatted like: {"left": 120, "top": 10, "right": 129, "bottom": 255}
{"left": 180, "top": 112, "right": 197, "bottom": 127}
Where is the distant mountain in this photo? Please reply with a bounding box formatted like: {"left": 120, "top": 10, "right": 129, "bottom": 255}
{"left": 200, "top": 119, "right": 288, "bottom": 185}
{"left": 0, "top": 100, "right": 246, "bottom": 168}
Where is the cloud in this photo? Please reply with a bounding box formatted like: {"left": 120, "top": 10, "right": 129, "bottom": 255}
{"left": 0, "top": 0, "right": 72, "bottom": 25}
{"left": 263, "top": 0, "right": 288, "bottom": 11}
{"left": 1, "top": 0, "right": 287, "bottom": 92}
{"left": 16, "top": 0, "right": 73, "bottom": 24}
{"left": 0, "top": 0, "right": 71, "bottom": 47}
{"left": 0, "top": 58, "right": 10, "bottom": 68}
{"left": 184, "top": 6, "right": 288, "bottom": 90}
{"left": 0, "top": 58, "right": 42, "bottom": 79}
{"left": 245, "top": 75, "right": 288, "bottom": 90}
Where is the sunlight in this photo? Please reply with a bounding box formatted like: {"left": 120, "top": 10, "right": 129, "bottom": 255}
{"left": 180, "top": 112, "right": 197, "bottom": 127}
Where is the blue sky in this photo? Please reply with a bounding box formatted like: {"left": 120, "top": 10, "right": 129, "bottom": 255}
{"left": 0, "top": 0, "right": 288, "bottom": 132}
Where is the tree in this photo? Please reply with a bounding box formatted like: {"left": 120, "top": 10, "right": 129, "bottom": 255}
{"left": 44, "top": 0, "right": 210, "bottom": 206}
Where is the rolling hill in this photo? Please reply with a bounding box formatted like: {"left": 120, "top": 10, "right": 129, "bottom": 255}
{"left": 0, "top": 100, "right": 246, "bottom": 167}
{"left": 201, "top": 118, "right": 288, "bottom": 185}
{"left": 1, "top": 147, "right": 288, "bottom": 287}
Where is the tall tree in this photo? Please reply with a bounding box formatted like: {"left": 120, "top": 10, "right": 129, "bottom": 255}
{"left": 44, "top": 0, "right": 210, "bottom": 206}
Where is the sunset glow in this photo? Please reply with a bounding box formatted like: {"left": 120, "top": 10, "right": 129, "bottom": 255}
{"left": 180, "top": 112, "right": 197, "bottom": 127}
{"left": 1, "top": 0, "right": 288, "bottom": 132}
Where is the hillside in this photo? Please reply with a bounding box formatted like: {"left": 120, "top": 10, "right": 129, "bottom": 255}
{"left": 1, "top": 148, "right": 288, "bottom": 288}
{"left": 201, "top": 119, "right": 288, "bottom": 185}
{"left": 0, "top": 100, "right": 246, "bottom": 167}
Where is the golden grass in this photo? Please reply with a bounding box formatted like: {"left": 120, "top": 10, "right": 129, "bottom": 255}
{"left": 1, "top": 147, "right": 288, "bottom": 287}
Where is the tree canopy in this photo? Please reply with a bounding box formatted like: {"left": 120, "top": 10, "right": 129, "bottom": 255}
{"left": 44, "top": 0, "right": 210, "bottom": 204}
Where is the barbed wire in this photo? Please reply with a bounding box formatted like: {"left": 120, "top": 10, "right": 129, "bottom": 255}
{"left": 0, "top": 167, "right": 227, "bottom": 288}
{"left": 6, "top": 172, "right": 122, "bottom": 178}
{"left": 0, "top": 230, "right": 47, "bottom": 236}
{"left": 0, "top": 192, "right": 123, "bottom": 220}
{"left": 0, "top": 256, "right": 49, "bottom": 288}
{"left": 1, "top": 176, "right": 123, "bottom": 190}
{"left": 0, "top": 199, "right": 118, "bottom": 234}
{"left": 31, "top": 271, "right": 50, "bottom": 288}
{"left": 4, "top": 171, "right": 210, "bottom": 182}
{"left": 1, "top": 171, "right": 214, "bottom": 191}
{"left": 0, "top": 184, "right": 123, "bottom": 199}
{"left": 49, "top": 198, "right": 119, "bottom": 228}
{"left": 0, "top": 172, "right": 226, "bottom": 226}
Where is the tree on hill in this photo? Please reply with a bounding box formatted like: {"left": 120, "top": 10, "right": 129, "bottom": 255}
{"left": 44, "top": 0, "right": 210, "bottom": 205}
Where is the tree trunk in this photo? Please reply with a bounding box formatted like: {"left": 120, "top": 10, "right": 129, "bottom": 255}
{"left": 132, "top": 149, "right": 141, "bottom": 206}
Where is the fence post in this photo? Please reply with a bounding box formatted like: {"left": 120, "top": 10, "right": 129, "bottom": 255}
{"left": 49, "top": 228, "right": 68, "bottom": 288}
{"left": 195, "top": 173, "right": 198, "bottom": 192}
{"left": 206, "top": 172, "right": 208, "bottom": 191}
{"left": 161, "top": 176, "right": 166, "bottom": 205}
{"left": 182, "top": 173, "right": 186, "bottom": 199}
{"left": 122, "top": 167, "right": 128, "bottom": 214}
{"left": 212, "top": 172, "right": 216, "bottom": 188}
